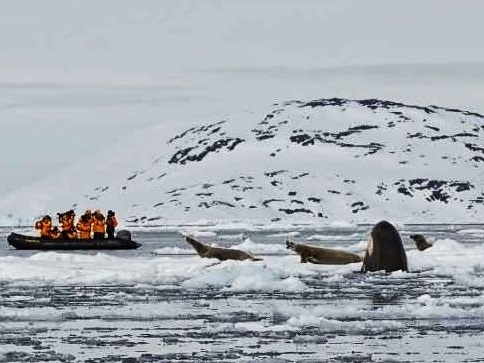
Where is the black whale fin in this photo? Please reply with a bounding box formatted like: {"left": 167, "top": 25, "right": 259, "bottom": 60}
{"left": 362, "top": 220, "right": 408, "bottom": 273}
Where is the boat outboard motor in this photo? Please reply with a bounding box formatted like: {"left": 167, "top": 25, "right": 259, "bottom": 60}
{"left": 116, "top": 230, "right": 132, "bottom": 242}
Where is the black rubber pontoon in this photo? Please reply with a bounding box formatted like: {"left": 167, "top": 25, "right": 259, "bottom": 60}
{"left": 7, "top": 230, "right": 141, "bottom": 250}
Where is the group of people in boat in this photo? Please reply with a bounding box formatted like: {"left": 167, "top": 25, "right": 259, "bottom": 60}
{"left": 34, "top": 209, "right": 118, "bottom": 240}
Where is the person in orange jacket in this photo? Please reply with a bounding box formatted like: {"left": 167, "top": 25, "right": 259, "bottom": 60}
{"left": 92, "top": 210, "right": 106, "bottom": 239}
{"left": 83, "top": 209, "right": 93, "bottom": 224}
{"left": 106, "top": 210, "right": 118, "bottom": 239}
{"left": 76, "top": 214, "right": 92, "bottom": 239}
{"left": 58, "top": 210, "right": 77, "bottom": 239}
{"left": 34, "top": 215, "right": 61, "bottom": 239}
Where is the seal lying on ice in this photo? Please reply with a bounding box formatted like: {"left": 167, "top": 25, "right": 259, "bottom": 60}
{"left": 286, "top": 240, "right": 363, "bottom": 265}
{"left": 361, "top": 220, "right": 408, "bottom": 273}
{"left": 185, "top": 236, "right": 263, "bottom": 261}
{"left": 409, "top": 234, "right": 433, "bottom": 251}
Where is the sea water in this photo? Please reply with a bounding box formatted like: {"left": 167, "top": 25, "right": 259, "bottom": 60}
{"left": 1, "top": 224, "right": 483, "bottom": 362}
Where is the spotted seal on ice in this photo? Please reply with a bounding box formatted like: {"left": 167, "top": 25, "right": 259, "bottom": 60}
{"left": 185, "top": 236, "right": 263, "bottom": 261}
{"left": 286, "top": 240, "right": 362, "bottom": 265}
{"left": 361, "top": 220, "right": 408, "bottom": 273}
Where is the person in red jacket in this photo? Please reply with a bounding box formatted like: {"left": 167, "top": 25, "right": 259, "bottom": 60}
{"left": 106, "top": 210, "right": 118, "bottom": 239}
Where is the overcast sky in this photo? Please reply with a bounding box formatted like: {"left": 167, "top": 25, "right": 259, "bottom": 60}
{"left": 1, "top": 0, "right": 484, "bottom": 194}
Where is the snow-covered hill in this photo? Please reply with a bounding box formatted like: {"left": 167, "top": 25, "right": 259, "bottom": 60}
{"left": 1, "top": 98, "right": 483, "bottom": 226}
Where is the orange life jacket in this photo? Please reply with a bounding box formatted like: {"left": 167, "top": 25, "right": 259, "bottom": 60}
{"left": 76, "top": 219, "right": 92, "bottom": 239}
{"left": 35, "top": 219, "right": 60, "bottom": 239}
{"left": 35, "top": 219, "right": 51, "bottom": 237}
{"left": 49, "top": 228, "right": 61, "bottom": 239}
{"left": 92, "top": 216, "right": 106, "bottom": 233}
{"left": 66, "top": 229, "right": 78, "bottom": 239}
{"left": 61, "top": 214, "right": 75, "bottom": 231}
{"left": 58, "top": 213, "right": 76, "bottom": 238}
{"left": 80, "top": 213, "right": 93, "bottom": 226}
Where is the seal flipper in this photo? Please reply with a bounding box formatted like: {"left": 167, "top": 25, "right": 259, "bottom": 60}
{"left": 306, "top": 257, "right": 326, "bottom": 265}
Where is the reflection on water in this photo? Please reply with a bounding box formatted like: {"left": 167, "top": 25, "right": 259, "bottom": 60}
{"left": 371, "top": 291, "right": 402, "bottom": 307}
{"left": 1, "top": 224, "right": 484, "bottom": 362}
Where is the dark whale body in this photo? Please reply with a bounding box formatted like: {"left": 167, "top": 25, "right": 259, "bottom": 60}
{"left": 361, "top": 220, "right": 408, "bottom": 273}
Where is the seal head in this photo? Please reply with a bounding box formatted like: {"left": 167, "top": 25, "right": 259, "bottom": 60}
{"left": 410, "top": 234, "right": 433, "bottom": 251}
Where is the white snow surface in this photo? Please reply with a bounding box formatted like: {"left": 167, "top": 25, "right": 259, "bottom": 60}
{"left": 0, "top": 98, "right": 483, "bottom": 226}
{"left": 1, "top": 0, "right": 484, "bottom": 226}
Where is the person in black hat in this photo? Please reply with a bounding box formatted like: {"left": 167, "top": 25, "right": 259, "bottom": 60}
{"left": 106, "top": 210, "right": 118, "bottom": 239}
